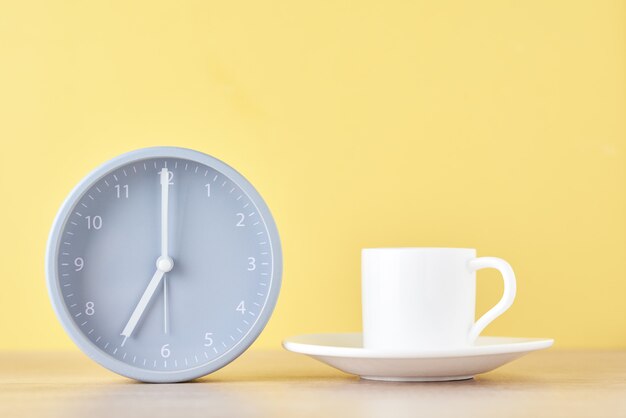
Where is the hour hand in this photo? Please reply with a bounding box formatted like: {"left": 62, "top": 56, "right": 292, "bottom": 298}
{"left": 120, "top": 257, "right": 173, "bottom": 346}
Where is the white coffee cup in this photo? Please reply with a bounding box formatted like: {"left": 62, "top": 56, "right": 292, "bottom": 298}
{"left": 362, "top": 248, "right": 516, "bottom": 350}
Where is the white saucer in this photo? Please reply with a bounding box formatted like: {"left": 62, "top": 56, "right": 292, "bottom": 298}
{"left": 283, "top": 333, "right": 554, "bottom": 381}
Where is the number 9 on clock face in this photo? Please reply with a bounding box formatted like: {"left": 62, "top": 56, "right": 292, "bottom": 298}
{"left": 46, "top": 147, "right": 282, "bottom": 382}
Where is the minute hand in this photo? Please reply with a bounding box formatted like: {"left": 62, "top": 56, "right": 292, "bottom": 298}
{"left": 160, "top": 167, "right": 170, "bottom": 258}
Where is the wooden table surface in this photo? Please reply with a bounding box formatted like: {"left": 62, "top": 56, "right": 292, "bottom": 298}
{"left": 0, "top": 350, "right": 624, "bottom": 418}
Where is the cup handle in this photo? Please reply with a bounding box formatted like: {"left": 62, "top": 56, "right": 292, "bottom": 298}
{"left": 467, "top": 257, "right": 517, "bottom": 343}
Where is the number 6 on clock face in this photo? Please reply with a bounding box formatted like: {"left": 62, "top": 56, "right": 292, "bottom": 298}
{"left": 46, "top": 147, "right": 283, "bottom": 382}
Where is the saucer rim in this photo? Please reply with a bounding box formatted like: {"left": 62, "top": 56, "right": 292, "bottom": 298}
{"left": 282, "top": 333, "right": 554, "bottom": 359}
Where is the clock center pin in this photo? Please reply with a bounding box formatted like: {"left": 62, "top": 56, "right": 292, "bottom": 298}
{"left": 156, "top": 256, "right": 174, "bottom": 273}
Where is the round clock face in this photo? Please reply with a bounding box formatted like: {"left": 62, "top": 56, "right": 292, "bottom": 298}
{"left": 46, "top": 147, "right": 282, "bottom": 382}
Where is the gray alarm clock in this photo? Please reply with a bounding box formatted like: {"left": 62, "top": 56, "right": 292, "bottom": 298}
{"left": 45, "top": 147, "right": 282, "bottom": 382}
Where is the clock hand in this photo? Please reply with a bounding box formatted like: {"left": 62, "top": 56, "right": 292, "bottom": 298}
{"left": 120, "top": 168, "right": 173, "bottom": 347}
{"left": 120, "top": 258, "right": 173, "bottom": 346}
{"left": 160, "top": 167, "right": 170, "bottom": 258}
{"left": 163, "top": 275, "right": 168, "bottom": 335}
{"left": 160, "top": 167, "right": 171, "bottom": 337}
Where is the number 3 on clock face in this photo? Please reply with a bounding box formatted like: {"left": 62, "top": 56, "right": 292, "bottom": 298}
{"left": 46, "top": 147, "right": 283, "bottom": 382}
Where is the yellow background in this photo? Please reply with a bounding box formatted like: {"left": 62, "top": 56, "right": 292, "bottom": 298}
{"left": 0, "top": 1, "right": 624, "bottom": 351}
